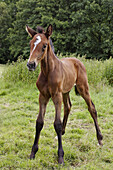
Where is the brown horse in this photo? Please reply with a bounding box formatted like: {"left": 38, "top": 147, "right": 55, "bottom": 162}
{"left": 26, "top": 24, "right": 103, "bottom": 164}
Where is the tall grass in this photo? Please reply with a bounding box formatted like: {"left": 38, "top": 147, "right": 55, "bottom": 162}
{"left": 103, "top": 57, "right": 113, "bottom": 86}
{"left": 2, "top": 55, "right": 113, "bottom": 87}
{"left": 3, "top": 57, "right": 40, "bottom": 84}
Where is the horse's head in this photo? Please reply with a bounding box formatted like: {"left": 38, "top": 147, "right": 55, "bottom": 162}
{"left": 26, "top": 24, "right": 52, "bottom": 71}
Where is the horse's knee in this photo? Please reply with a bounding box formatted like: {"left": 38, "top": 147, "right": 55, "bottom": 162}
{"left": 36, "top": 120, "right": 44, "bottom": 132}
{"left": 54, "top": 121, "right": 62, "bottom": 135}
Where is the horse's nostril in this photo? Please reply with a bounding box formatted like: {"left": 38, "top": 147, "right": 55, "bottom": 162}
{"left": 33, "top": 62, "right": 36, "bottom": 68}
{"left": 27, "top": 62, "right": 36, "bottom": 71}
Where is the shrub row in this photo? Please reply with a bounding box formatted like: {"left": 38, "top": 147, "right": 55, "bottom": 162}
{"left": 3, "top": 57, "right": 40, "bottom": 84}
{"left": 2, "top": 55, "right": 113, "bottom": 87}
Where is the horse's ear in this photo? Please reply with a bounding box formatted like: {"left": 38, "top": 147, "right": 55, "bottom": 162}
{"left": 45, "top": 24, "right": 52, "bottom": 38}
{"left": 26, "top": 25, "right": 37, "bottom": 38}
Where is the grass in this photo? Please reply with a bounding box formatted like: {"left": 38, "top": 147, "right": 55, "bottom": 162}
{"left": 0, "top": 64, "right": 6, "bottom": 78}
{"left": 0, "top": 57, "right": 113, "bottom": 169}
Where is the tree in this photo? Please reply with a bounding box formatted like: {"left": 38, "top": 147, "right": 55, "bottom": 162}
{"left": 71, "top": 0, "right": 113, "bottom": 59}
{"left": 0, "top": 2, "right": 11, "bottom": 63}
{"left": 0, "top": 0, "right": 113, "bottom": 63}
{"left": 8, "top": 0, "right": 73, "bottom": 58}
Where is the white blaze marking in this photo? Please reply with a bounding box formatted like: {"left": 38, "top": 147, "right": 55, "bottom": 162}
{"left": 30, "top": 36, "right": 41, "bottom": 57}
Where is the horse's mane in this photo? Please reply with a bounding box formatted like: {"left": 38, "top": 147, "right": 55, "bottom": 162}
{"left": 36, "top": 26, "right": 55, "bottom": 54}
{"left": 36, "top": 26, "right": 44, "bottom": 34}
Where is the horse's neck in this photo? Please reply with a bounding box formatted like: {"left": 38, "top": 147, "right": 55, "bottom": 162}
{"left": 41, "top": 43, "right": 57, "bottom": 76}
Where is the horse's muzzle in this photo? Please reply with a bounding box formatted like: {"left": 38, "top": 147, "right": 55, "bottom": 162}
{"left": 27, "top": 62, "right": 36, "bottom": 71}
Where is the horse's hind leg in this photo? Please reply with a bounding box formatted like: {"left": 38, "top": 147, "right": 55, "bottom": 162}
{"left": 62, "top": 93, "right": 72, "bottom": 135}
{"left": 30, "top": 93, "right": 50, "bottom": 159}
{"left": 76, "top": 83, "right": 103, "bottom": 145}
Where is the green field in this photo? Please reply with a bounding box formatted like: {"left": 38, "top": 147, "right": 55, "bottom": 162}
{"left": 0, "top": 58, "right": 113, "bottom": 169}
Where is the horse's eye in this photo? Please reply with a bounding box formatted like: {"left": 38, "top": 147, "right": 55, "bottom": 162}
{"left": 42, "top": 44, "right": 47, "bottom": 52}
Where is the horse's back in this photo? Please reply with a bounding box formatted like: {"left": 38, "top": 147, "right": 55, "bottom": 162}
{"left": 61, "top": 57, "right": 86, "bottom": 71}
{"left": 61, "top": 57, "right": 86, "bottom": 77}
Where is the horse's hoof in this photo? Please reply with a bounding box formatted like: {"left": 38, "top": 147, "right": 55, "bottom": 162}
{"left": 30, "top": 152, "right": 35, "bottom": 159}
{"left": 30, "top": 145, "right": 38, "bottom": 159}
{"left": 58, "top": 157, "right": 64, "bottom": 165}
{"left": 98, "top": 140, "right": 103, "bottom": 146}
{"left": 97, "top": 133, "right": 103, "bottom": 146}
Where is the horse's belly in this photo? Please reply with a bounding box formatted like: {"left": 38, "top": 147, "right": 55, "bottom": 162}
{"left": 62, "top": 73, "right": 76, "bottom": 93}
{"left": 61, "top": 60, "right": 77, "bottom": 93}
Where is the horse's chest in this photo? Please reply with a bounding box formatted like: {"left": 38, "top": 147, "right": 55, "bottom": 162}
{"left": 36, "top": 77, "right": 60, "bottom": 98}
{"left": 36, "top": 78, "right": 50, "bottom": 97}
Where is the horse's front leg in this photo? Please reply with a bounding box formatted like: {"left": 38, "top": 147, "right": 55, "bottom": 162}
{"left": 52, "top": 92, "right": 64, "bottom": 164}
{"left": 30, "top": 93, "right": 49, "bottom": 159}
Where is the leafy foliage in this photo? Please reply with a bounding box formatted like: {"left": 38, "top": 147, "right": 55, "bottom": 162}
{"left": 0, "top": 0, "right": 113, "bottom": 63}
{"left": 0, "top": 2, "right": 11, "bottom": 63}
{"left": 103, "top": 58, "right": 113, "bottom": 86}
{"left": 2, "top": 55, "right": 113, "bottom": 87}
{"left": 3, "top": 56, "right": 40, "bottom": 84}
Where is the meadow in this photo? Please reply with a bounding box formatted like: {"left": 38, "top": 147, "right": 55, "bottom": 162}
{"left": 0, "top": 56, "right": 113, "bottom": 169}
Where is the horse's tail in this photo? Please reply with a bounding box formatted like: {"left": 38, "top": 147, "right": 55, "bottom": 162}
{"left": 74, "top": 84, "right": 80, "bottom": 96}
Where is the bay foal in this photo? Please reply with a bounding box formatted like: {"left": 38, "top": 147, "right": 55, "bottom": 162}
{"left": 26, "top": 24, "right": 103, "bottom": 164}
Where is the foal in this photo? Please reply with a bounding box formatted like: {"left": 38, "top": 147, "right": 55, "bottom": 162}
{"left": 26, "top": 24, "right": 103, "bottom": 164}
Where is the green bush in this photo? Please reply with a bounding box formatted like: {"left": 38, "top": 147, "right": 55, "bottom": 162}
{"left": 76, "top": 55, "right": 113, "bottom": 87}
{"left": 3, "top": 57, "right": 40, "bottom": 84}
{"left": 2, "top": 55, "right": 113, "bottom": 87}
{"left": 79, "top": 57, "right": 104, "bottom": 87}
{"left": 103, "top": 58, "right": 113, "bottom": 86}
{"left": 70, "top": 55, "right": 107, "bottom": 87}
